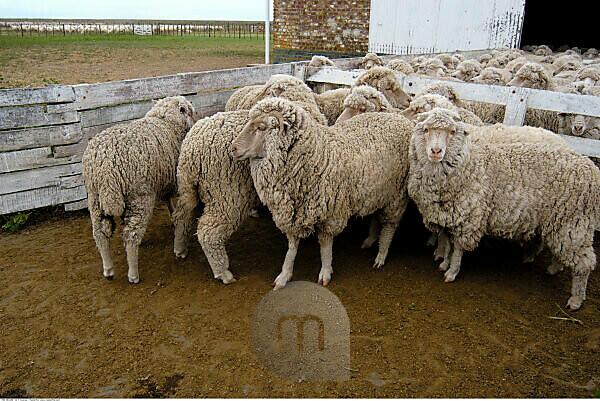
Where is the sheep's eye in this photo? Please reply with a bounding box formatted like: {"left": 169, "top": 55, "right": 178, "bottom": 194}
{"left": 424, "top": 127, "right": 429, "bottom": 133}
{"left": 180, "top": 106, "right": 187, "bottom": 114}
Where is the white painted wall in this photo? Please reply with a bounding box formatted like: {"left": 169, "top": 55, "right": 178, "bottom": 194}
{"left": 368, "top": 0, "right": 526, "bottom": 55}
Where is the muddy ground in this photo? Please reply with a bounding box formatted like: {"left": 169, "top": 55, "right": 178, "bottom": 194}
{"left": 0, "top": 205, "right": 598, "bottom": 398}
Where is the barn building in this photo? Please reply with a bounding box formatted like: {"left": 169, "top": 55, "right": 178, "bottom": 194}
{"left": 273, "top": 0, "right": 595, "bottom": 62}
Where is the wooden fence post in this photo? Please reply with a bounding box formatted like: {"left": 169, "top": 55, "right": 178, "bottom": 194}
{"left": 503, "top": 87, "right": 529, "bottom": 126}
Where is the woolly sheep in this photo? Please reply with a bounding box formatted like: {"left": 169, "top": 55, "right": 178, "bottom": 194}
{"left": 410, "top": 55, "right": 427, "bottom": 69}
{"left": 83, "top": 96, "right": 196, "bottom": 284}
{"left": 173, "top": 111, "right": 258, "bottom": 284}
{"left": 436, "top": 54, "right": 460, "bottom": 71}
{"left": 505, "top": 57, "right": 529, "bottom": 74}
{"left": 225, "top": 84, "right": 263, "bottom": 112}
{"left": 335, "top": 85, "right": 394, "bottom": 124}
{"left": 552, "top": 55, "right": 583, "bottom": 76}
{"left": 582, "top": 86, "right": 600, "bottom": 97}
{"left": 402, "top": 94, "right": 483, "bottom": 126}
{"left": 308, "top": 55, "right": 336, "bottom": 68}
{"left": 417, "top": 58, "right": 448, "bottom": 78}
{"left": 231, "top": 98, "right": 414, "bottom": 289}
{"left": 478, "top": 53, "right": 493, "bottom": 66}
{"left": 558, "top": 113, "right": 600, "bottom": 139}
{"left": 575, "top": 66, "right": 600, "bottom": 89}
{"left": 407, "top": 108, "right": 599, "bottom": 310}
{"left": 534, "top": 45, "right": 553, "bottom": 56}
{"left": 387, "top": 58, "right": 415, "bottom": 75}
{"left": 354, "top": 67, "right": 411, "bottom": 109}
{"left": 583, "top": 48, "right": 599, "bottom": 59}
{"left": 314, "top": 88, "right": 351, "bottom": 125}
{"left": 451, "top": 59, "right": 482, "bottom": 82}
{"left": 361, "top": 52, "right": 385, "bottom": 70}
{"left": 472, "top": 67, "right": 512, "bottom": 86}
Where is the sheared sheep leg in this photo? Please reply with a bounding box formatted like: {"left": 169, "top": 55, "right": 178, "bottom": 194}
{"left": 373, "top": 222, "right": 399, "bottom": 269}
{"left": 426, "top": 233, "right": 438, "bottom": 248}
{"left": 122, "top": 195, "right": 155, "bottom": 284}
{"left": 436, "top": 231, "right": 452, "bottom": 271}
{"left": 317, "top": 233, "right": 334, "bottom": 286}
{"left": 196, "top": 209, "right": 238, "bottom": 284}
{"left": 443, "top": 242, "right": 463, "bottom": 283}
{"left": 273, "top": 235, "right": 300, "bottom": 290}
{"left": 172, "top": 193, "right": 198, "bottom": 260}
{"left": 361, "top": 217, "right": 380, "bottom": 249}
{"left": 89, "top": 194, "right": 115, "bottom": 280}
{"left": 566, "top": 247, "right": 595, "bottom": 311}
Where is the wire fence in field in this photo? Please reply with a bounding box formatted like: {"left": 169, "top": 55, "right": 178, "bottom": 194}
{"left": 0, "top": 20, "right": 269, "bottom": 39}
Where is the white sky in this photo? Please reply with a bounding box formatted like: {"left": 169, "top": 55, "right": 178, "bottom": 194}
{"left": 0, "top": 0, "right": 273, "bottom": 21}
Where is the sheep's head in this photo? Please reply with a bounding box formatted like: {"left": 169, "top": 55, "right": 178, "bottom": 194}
{"left": 417, "top": 82, "right": 462, "bottom": 106}
{"left": 309, "top": 55, "right": 335, "bottom": 68}
{"left": 506, "top": 57, "right": 529, "bottom": 74}
{"left": 583, "top": 48, "right": 599, "bottom": 59}
{"left": 361, "top": 52, "right": 384, "bottom": 70}
{"left": 552, "top": 55, "right": 582, "bottom": 75}
{"left": 508, "top": 62, "right": 554, "bottom": 89}
{"left": 263, "top": 74, "right": 309, "bottom": 97}
{"left": 478, "top": 53, "right": 493, "bottom": 65}
{"left": 472, "top": 67, "right": 511, "bottom": 86}
{"left": 355, "top": 67, "right": 411, "bottom": 108}
{"left": 410, "top": 56, "right": 427, "bottom": 69}
{"left": 402, "top": 94, "right": 455, "bottom": 121}
{"left": 534, "top": 45, "right": 552, "bottom": 56}
{"left": 387, "top": 59, "right": 414, "bottom": 75}
{"left": 559, "top": 113, "right": 600, "bottom": 137}
{"left": 452, "top": 60, "right": 482, "bottom": 81}
{"left": 413, "top": 107, "right": 466, "bottom": 163}
{"left": 336, "top": 85, "right": 391, "bottom": 124}
{"left": 436, "top": 54, "right": 459, "bottom": 70}
{"left": 147, "top": 96, "right": 196, "bottom": 134}
{"left": 575, "top": 66, "right": 600, "bottom": 88}
{"left": 231, "top": 98, "right": 306, "bottom": 161}
{"left": 418, "top": 58, "right": 448, "bottom": 78}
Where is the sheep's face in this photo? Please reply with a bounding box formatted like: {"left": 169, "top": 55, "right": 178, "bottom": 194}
{"left": 375, "top": 79, "right": 410, "bottom": 109}
{"left": 362, "top": 54, "right": 383, "bottom": 70}
{"left": 420, "top": 124, "right": 456, "bottom": 162}
{"left": 231, "top": 114, "right": 280, "bottom": 160}
{"left": 337, "top": 91, "right": 384, "bottom": 123}
{"left": 508, "top": 73, "right": 547, "bottom": 89}
{"left": 336, "top": 106, "right": 363, "bottom": 124}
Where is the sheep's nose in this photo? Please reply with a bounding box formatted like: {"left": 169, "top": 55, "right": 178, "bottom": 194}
{"left": 573, "top": 126, "right": 583, "bottom": 134}
{"left": 431, "top": 147, "right": 442, "bottom": 155}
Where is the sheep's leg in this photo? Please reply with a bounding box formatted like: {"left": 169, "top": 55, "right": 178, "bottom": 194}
{"left": 443, "top": 242, "right": 464, "bottom": 283}
{"left": 373, "top": 221, "right": 399, "bottom": 269}
{"left": 426, "top": 233, "right": 438, "bottom": 248}
{"left": 122, "top": 195, "right": 155, "bottom": 284}
{"left": 361, "top": 217, "right": 380, "bottom": 249}
{"left": 566, "top": 247, "right": 595, "bottom": 310}
{"left": 89, "top": 194, "right": 116, "bottom": 280}
{"left": 522, "top": 237, "right": 544, "bottom": 264}
{"left": 436, "top": 231, "right": 452, "bottom": 271}
{"left": 317, "top": 233, "right": 334, "bottom": 286}
{"left": 273, "top": 234, "right": 300, "bottom": 290}
{"left": 196, "top": 210, "right": 238, "bottom": 284}
{"left": 172, "top": 193, "right": 198, "bottom": 260}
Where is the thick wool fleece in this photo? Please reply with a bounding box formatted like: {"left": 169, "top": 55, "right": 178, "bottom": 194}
{"left": 361, "top": 52, "right": 385, "bottom": 70}
{"left": 245, "top": 98, "right": 414, "bottom": 285}
{"left": 404, "top": 94, "right": 483, "bottom": 126}
{"left": 173, "top": 110, "right": 258, "bottom": 284}
{"left": 354, "top": 67, "right": 411, "bottom": 109}
{"left": 225, "top": 84, "right": 264, "bottom": 112}
{"left": 408, "top": 108, "right": 600, "bottom": 309}
{"left": 83, "top": 96, "right": 195, "bottom": 283}
{"left": 387, "top": 59, "right": 415, "bottom": 75}
{"left": 452, "top": 60, "right": 482, "bottom": 82}
{"left": 314, "top": 88, "right": 351, "bottom": 125}
{"left": 309, "top": 55, "right": 336, "bottom": 68}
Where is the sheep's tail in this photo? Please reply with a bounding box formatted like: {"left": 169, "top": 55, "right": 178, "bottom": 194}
{"left": 172, "top": 150, "right": 200, "bottom": 244}
{"left": 98, "top": 181, "right": 125, "bottom": 218}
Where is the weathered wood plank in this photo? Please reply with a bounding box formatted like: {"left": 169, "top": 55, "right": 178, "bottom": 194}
{"left": 64, "top": 199, "right": 88, "bottom": 212}
{"left": 60, "top": 174, "right": 84, "bottom": 189}
{"left": 0, "top": 147, "right": 79, "bottom": 173}
{"left": 73, "top": 64, "right": 293, "bottom": 110}
{"left": 0, "top": 163, "right": 82, "bottom": 195}
{"left": 502, "top": 88, "right": 529, "bottom": 126}
{"left": 0, "top": 184, "right": 86, "bottom": 215}
{"left": 79, "top": 101, "right": 152, "bottom": 128}
{"left": 0, "top": 85, "right": 75, "bottom": 107}
{"left": 0, "top": 105, "right": 79, "bottom": 130}
{"left": 0, "top": 123, "right": 82, "bottom": 152}
{"left": 560, "top": 135, "right": 600, "bottom": 159}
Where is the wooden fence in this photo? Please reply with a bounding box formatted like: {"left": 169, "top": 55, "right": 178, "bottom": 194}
{"left": 1, "top": 53, "right": 599, "bottom": 215}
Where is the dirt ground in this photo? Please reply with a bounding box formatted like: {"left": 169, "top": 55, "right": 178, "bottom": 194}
{"left": 0, "top": 204, "right": 598, "bottom": 398}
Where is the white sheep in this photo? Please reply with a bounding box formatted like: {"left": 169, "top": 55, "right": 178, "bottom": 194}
{"left": 408, "top": 108, "right": 600, "bottom": 310}
{"left": 451, "top": 59, "right": 482, "bottom": 82}
{"left": 354, "top": 66, "right": 412, "bottom": 109}
{"left": 335, "top": 85, "right": 394, "bottom": 124}
{"left": 387, "top": 58, "right": 415, "bottom": 75}
{"left": 361, "top": 52, "right": 385, "bottom": 70}
{"left": 231, "top": 98, "right": 414, "bottom": 289}
{"left": 83, "top": 96, "right": 196, "bottom": 283}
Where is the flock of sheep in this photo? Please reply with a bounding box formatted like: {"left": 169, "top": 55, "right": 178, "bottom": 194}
{"left": 82, "top": 45, "right": 600, "bottom": 311}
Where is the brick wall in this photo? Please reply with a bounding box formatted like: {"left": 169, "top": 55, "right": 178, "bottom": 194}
{"left": 273, "top": 0, "right": 371, "bottom": 62}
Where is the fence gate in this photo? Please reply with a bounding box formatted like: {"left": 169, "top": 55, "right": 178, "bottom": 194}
{"left": 368, "top": 0, "right": 526, "bottom": 55}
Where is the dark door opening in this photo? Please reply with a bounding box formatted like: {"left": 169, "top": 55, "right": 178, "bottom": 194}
{"left": 520, "top": 1, "right": 596, "bottom": 50}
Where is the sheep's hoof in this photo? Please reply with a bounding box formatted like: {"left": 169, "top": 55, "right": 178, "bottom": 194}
{"left": 128, "top": 276, "right": 140, "bottom": 284}
{"left": 318, "top": 269, "right": 332, "bottom": 286}
{"left": 273, "top": 272, "right": 292, "bottom": 290}
{"left": 372, "top": 255, "right": 386, "bottom": 269}
{"left": 438, "top": 261, "right": 449, "bottom": 272}
{"left": 249, "top": 209, "right": 260, "bottom": 218}
{"left": 444, "top": 270, "right": 458, "bottom": 283}
{"left": 361, "top": 237, "right": 376, "bottom": 249}
{"left": 103, "top": 267, "right": 114, "bottom": 280}
{"left": 217, "top": 270, "right": 236, "bottom": 284}
{"left": 104, "top": 274, "right": 114, "bottom": 281}
{"left": 174, "top": 248, "right": 188, "bottom": 259}
{"left": 566, "top": 296, "right": 583, "bottom": 311}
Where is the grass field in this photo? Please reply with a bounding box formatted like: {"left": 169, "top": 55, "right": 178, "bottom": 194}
{"left": 0, "top": 34, "right": 268, "bottom": 88}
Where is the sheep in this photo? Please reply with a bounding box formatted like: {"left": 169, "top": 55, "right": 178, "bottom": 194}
{"left": 558, "top": 113, "right": 600, "bottom": 139}
{"left": 410, "top": 55, "right": 427, "bottom": 70}
{"left": 505, "top": 56, "right": 529, "bottom": 75}
{"left": 408, "top": 107, "right": 600, "bottom": 310}
{"left": 451, "top": 59, "right": 482, "bottom": 82}
{"left": 314, "top": 88, "right": 352, "bottom": 125}
{"left": 225, "top": 84, "right": 264, "bottom": 112}
{"left": 582, "top": 86, "right": 600, "bottom": 97}
{"left": 335, "top": 85, "right": 394, "bottom": 124}
{"left": 225, "top": 74, "right": 328, "bottom": 125}
{"left": 417, "top": 58, "right": 448, "bottom": 78}
{"left": 172, "top": 110, "right": 258, "bottom": 284}
{"left": 83, "top": 96, "right": 196, "bottom": 284}
{"left": 387, "top": 58, "right": 415, "bottom": 75}
{"left": 354, "top": 66, "right": 411, "bottom": 109}
{"left": 231, "top": 98, "right": 414, "bottom": 289}
{"left": 453, "top": 53, "right": 465, "bottom": 62}
{"left": 308, "top": 55, "right": 339, "bottom": 94}
{"left": 361, "top": 52, "right": 385, "bottom": 70}
{"left": 416, "top": 82, "right": 463, "bottom": 106}
{"left": 552, "top": 55, "right": 583, "bottom": 79}
{"left": 436, "top": 54, "right": 460, "bottom": 71}
{"left": 402, "top": 94, "right": 483, "bottom": 126}
{"left": 534, "top": 45, "right": 553, "bottom": 56}
{"left": 574, "top": 66, "right": 600, "bottom": 89}
{"left": 583, "top": 48, "right": 599, "bottom": 59}
{"left": 478, "top": 53, "right": 493, "bottom": 66}
{"left": 472, "top": 67, "right": 512, "bottom": 86}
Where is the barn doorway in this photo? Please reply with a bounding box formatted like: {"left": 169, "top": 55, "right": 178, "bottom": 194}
{"left": 520, "top": 1, "right": 596, "bottom": 50}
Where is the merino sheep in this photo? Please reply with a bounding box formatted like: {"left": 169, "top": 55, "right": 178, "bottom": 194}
{"left": 436, "top": 54, "right": 460, "bottom": 71}
{"left": 335, "top": 85, "right": 394, "bottom": 124}
{"left": 472, "top": 67, "right": 512, "bottom": 86}
{"left": 173, "top": 110, "right": 258, "bottom": 284}
{"left": 225, "top": 84, "right": 264, "bottom": 112}
{"left": 534, "top": 45, "right": 553, "bottom": 56}
{"left": 583, "top": 48, "right": 599, "bottom": 59}
{"left": 314, "top": 88, "right": 352, "bottom": 125}
{"left": 417, "top": 58, "right": 448, "bottom": 78}
{"left": 408, "top": 108, "right": 600, "bottom": 310}
{"left": 402, "top": 94, "right": 483, "bottom": 126}
{"left": 575, "top": 66, "right": 600, "bottom": 89}
{"left": 354, "top": 67, "right": 411, "bottom": 109}
{"left": 410, "top": 55, "right": 427, "bottom": 70}
{"left": 558, "top": 113, "right": 600, "bottom": 139}
{"left": 361, "top": 52, "right": 385, "bottom": 70}
{"left": 478, "top": 53, "right": 493, "bottom": 66}
{"left": 231, "top": 98, "right": 414, "bottom": 289}
{"left": 83, "top": 96, "right": 196, "bottom": 284}
{"left": 308, "top": 55, "right": 336, "bottom": 68}
{"left": 506, "top": 56, "right": 529, "bottom": 74}
{"left": 387, "top": 59, "right": 415, "bottom": 75}
{"left": 451, "top": 59, "right": 482, "bottom": 82}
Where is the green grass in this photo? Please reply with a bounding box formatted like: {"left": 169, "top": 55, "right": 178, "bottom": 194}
{"left": 1, "top": 212, "right": 30, "bottom": 233}
{"left": 0, "top": 33, "right": 267, "bottom": 58}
